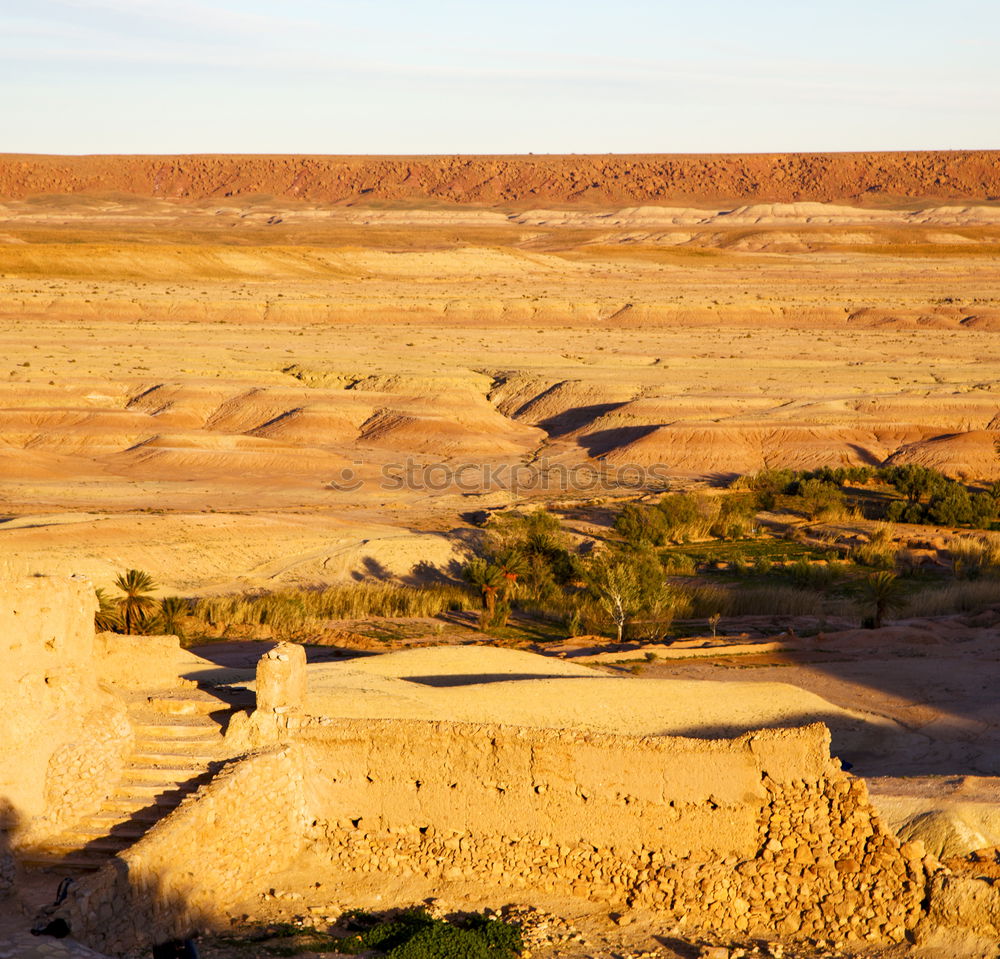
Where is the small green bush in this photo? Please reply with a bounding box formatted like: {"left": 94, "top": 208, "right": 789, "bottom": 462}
{"left": 337, "top": 908, "right": 522, "bottom": 958}
{"left": 661, "top": 552, "right": 697, "bottom": 575}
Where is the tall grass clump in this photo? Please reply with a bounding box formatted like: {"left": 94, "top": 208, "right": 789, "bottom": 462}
{"left": 947, "top": 534, "right": 1000, "bottom": 579}
{"left": 786, "top": 557, "right": 850, "bottom": 590}
{"left": 903, "top": 580, "right": 1000, "bottom": 618}
{"left": 724, "top": 584, "right": 826, "bottom": 617}
{"left": 851, "top": 523, "right": 898, "bottom": 569}
{"left": 192, "top": 583, "right": 474, "bottom": 638}
{"left": 680, "top": 583, "right": 733, "bottom": 618}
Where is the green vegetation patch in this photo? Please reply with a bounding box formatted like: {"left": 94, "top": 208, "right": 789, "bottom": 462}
{"left": 742, "top": 465, "right": 1000, "bottom": 528}
{"left": 661, "top": 537, "right": 827, "bottom": 563}
{"left": 208, "top": 909, "right": 522, "bottom": 958}
{"left": 337, "top": 907, "right": 522, "bottom": 958}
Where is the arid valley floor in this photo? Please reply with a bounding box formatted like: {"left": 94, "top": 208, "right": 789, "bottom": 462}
{"left": 2, "top": 153, "right": 1000, "bottom": 958}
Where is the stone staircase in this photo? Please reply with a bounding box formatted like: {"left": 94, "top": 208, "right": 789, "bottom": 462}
{"left": 21, "top": 690, "right": 245, "bottom": 873}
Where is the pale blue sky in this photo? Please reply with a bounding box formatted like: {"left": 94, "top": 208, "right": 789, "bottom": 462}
{"left": 2, "top": 0, "right": 998, "bottom": 154}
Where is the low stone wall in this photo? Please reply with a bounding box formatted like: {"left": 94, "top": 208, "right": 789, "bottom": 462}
{"left": 59, "top": 745, "right": 310, "bottom": 954}
{"left": 297, "top": 719, "right": 931, "bottom": 945}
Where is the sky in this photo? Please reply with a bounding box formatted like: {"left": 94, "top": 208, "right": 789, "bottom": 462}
{"left": 2, "top": 0, "right": 999, "bottom": 154}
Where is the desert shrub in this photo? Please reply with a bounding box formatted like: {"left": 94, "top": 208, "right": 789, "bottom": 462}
{"left": 617, "top": 492, "right": 756, "bottom": 548}
{"left": 792, "top": 478, "right": 847, "bottom": 520}
{"left": 887, "top": 487, "right": 998, "bottom": 528}
{"left": 874, "top": 466, "right": 999, "bottom": 529}
{"left": 709, "top": 492, "right": 758, "bottom": 539}
{"left": 926, "top": 484, "right": 975, "bottom": 526}
{"left": 879, "top": 464, "right": 949, "bottom": 504}
{"left": 735, "top": 469, "right": 797, "bottom": 509}
{"left": 885, "top": 500, "right": 928, "bottom": 524}
{"left": 801, "top": 465, "right": 876, "bottom": 486}
{"left": 661, "top": 552, "right": 697, "bottom": 575}
{"left": 930, "top": 486, "right": 998, "bottom": 528}
{"left": 654, "top": 492, "right": 721, "bottom": 542}
{"left": 614, "top": 502, "right": 668, "bottom": 548}
{"left": 851, "top": 524, "right": 897, "bottom": 569}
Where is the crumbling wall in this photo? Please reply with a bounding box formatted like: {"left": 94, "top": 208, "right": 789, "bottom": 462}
{"left": 0, "top": 575, "right": 131, "bottom": 838}
{"left": 58, "top": 745, "right": 310, "bottom": 955}
{"left": 298, "top": 719, "right": 932, "bottom": 945}
{"left": 922, "top": 873, "right": 1000, "bottom": 944}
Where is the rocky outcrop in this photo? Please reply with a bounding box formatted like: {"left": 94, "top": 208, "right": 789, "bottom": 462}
{"left": 2, "top": 152, "right": 999, "bottom": 206}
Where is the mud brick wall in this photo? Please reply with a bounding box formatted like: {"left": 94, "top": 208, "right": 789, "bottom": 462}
{"left": 0, "top": 575, "right": 132, "bottom": 838}
{"left": 58, "top": 745, "right": 310, "bottom": 955}
{"left": 297, "top": 719, "right": 932, "bottom": 945}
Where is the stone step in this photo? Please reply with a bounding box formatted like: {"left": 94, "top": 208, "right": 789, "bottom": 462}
{"left": 109, "top": 781, "right": 203, "bottom": 802}
{"left": 99, "top": 794, "right": 184, "bottom": 816}
{"left": 130, "top": 748, "right": 218, "bottom": 763}
{"left": 18, "top": 849, "right": 107, "bottom": 872}
{"left": 42, "top": 833, "right": 133, "bottom": 854}
{"left": 145, "top": 696, "right": 224, "bottom": 717}
{"left": 65, "top": 817, "right": 151, "bottom": 841}
{"left": 119, "top": 765, "right": 209, "bottom": 783}
{"left": 132, "top": 743, "right": 220, "bottom": 759}
{"left": 131, "top": 722, "right": 219, "bottom": 739}
{"left": 92, "top": 805, "right": 163, "bottom": 825}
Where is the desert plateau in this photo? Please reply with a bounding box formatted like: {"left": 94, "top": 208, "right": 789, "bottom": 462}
{"left": 3, "top": 152, "right": 1000, "bottom": 959}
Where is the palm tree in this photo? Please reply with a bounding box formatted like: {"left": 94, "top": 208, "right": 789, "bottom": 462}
{"left": 114, "top": 568, "right": 158, "bottom": 635}
{"left": 494, "top": 548, "right": 526, "bottom": 597}
{"left": 863, "top": 570, "right": 906, "bottom": 629}
{"left": 462, "top": 558, "right": 506, "bottom": 630}
{"left": 492, "top": 548, "right": 527, "bottom": 626}
{"left": 158, "top": 596, "right": 188, "bottom": 640}
{"left": 94, "top": 587, "right": 122, "bottom": 633}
